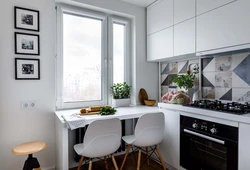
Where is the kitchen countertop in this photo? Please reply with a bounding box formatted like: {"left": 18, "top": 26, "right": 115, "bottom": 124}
{"left": 158, "top": 102, "right": 250, "bottom": 124}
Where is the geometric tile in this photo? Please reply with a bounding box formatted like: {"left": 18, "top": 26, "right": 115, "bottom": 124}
{"left": 233, "top": 88, "right": 250, "bottom": 102}
{"left": 169, "top": 62, "right": 178, "bottom": 74}
{"left": 215, "top": 55, "right": 232, "bottom": 71}
{"left": 218, "top": 88, "right": 232, "bottom": 101}
{"left": 161, "top": 74, "right": 167, "bottom": 84}
{"left": 233, "top": 54, "right": 250, "bottom": 86}
{"left": 161, "top": 74, "right": 177, "bottom": 86}
{"left": 215, "top": 71, "right": 232, "bottom": 88}
{"left": 161, "top": 63, "right": 168, "bottom": 74}
{"left": 232, "top": 72, "right": 249, "bottom": 88}
{"left": 202, "top": 87, "right": 215, "bottom": 99}
{"left": 201, "top": 57, "right": 213, "bottom": 71}
{"left": 178, "top": 61, "right": 188, "bottom": 73}
{"left": 161, "top": 63, "right": 170, "bottom": 74}
{"left": 202, "top": 57, "right": 215, "bottom": 72}
{"left": 202, "top": 73, "right": 215, "bottom": 87}
{"left": 161, "top": 86, "right": 169, "bottom": 97}
{"left": 231, "top": 52, "right": 250, "bottom": 70}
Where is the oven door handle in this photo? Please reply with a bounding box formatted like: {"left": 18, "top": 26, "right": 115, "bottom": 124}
{"left": 184, "top": 129, "right": 225, "bottom": 145}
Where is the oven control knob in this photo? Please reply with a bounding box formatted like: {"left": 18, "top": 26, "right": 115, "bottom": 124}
{"left": 210, "top": 127, "right": 218, "bottom": 134}
{"left": 192, "top": 123, "right": 199, "bottom": 129}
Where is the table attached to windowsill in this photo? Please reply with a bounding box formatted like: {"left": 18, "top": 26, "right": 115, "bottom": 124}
{"left": 54, "top": 105, "right": 160, "bottom": 170}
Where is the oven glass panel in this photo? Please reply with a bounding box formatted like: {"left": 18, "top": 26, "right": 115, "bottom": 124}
{"left": 181, "top": 133, "right": 227, "bottom": 170}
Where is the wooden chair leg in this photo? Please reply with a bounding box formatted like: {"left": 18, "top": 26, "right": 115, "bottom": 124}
{"left": 112, "top": 154, "right": 119, "bottom": 170}
{"left": 120, "top": 144, "right": 131, "bottom": 170}
{"left": 34, "top": 168, "right": 41, "bottom": 170}
{"left": 77, "top": 156, "right": 84, "bottom": 170}
{"left": 137, "top": 149, "right": 141, "bottom": 170}
{"left": 104, "top": 156, "right": 108, "bottom": 169}
{"left": 146, "top": 147, "right": 149, "bottom": 165}
{"left": 155, "top": 145, "right": 167, "bottom": 170}
{"left": 88, "top": 159, "right": 92, "bottom": 170}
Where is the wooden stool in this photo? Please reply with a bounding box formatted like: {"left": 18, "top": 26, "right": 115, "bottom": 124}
{"left": 12, "top": 141, "right": 47, "bottom": 170}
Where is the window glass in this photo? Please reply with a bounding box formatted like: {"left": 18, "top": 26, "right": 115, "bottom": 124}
{"left": 113, "top": 23, "right": 125, "bottom": 84}
{"left": 63, "top": 13, "right": 102, "bottom": 102}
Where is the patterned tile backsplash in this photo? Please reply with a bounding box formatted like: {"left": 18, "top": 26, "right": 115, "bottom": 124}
{"left": 202, "top": 50, "right": 250, "bottom": 102}
{"left": 161, "top": 59, "right": 200, "bottom": 100}
{"left": 160, "top": 50, "right": 250, "bottom": 102}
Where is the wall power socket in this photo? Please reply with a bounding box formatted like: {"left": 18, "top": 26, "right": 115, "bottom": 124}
{"left": 21, "top": 101, "right": 37, "bottom": 109}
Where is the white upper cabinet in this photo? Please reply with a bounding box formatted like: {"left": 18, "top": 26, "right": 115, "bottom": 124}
{"left": 174, "top": 0, "right": 195, "bottom": 24}
{"left": 197, "top": 0, "right": 236, "bottom": 15}
{"left": 147, "top": 0, "right": 173, "bottom": 35}
{"left": 147, "top": 27, "right": 174, "bottom": 61}
{"left": 174, "top": 18, "right": 195, "bottom": 56}
{"left": 197, "top": 0, "right": 250, "bottom": 52}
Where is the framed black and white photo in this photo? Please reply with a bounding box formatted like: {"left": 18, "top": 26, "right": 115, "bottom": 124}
{"left": 15, "top": 58, "right": 40, "bottom": 80}
{"left": 14, "top": 6, "right": 39, "bottom": 31}
{"left": 15, "top": 32, "right": 40, "bottom": 55}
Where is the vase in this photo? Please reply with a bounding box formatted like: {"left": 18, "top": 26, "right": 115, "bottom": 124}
{"left": 186, "top": 88, "right": 194, "bottom": 101}
{"left": 112, "top": 98, "right": 131, "bottom": 107}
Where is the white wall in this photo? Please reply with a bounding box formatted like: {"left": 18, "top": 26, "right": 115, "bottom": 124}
{"left": 0, "top": 0, "right": 56, "bottom": 170}
{"left": 0, "top": 0, "right": 158, "bottom": 169}
{"left": 67, "top": 0, "right": 159, "bottom": 104}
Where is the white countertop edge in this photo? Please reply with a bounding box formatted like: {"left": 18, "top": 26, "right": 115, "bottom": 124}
{"left": 158, "top": 102, "right": 250, "bottom": 124}
{"left": 55, "top": 105, "right": 159, "bottom": 124}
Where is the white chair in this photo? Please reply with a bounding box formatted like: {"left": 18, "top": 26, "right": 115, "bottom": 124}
{"left": 74, "top": 118, "right": 121, "bottom": 170}
{"left": 120, "top": 112, "right": 166, "bottom": 170}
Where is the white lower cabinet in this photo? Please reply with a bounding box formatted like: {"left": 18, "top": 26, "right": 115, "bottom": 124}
{"left": 159, "top": 108, "right": 180, "bottom": 169}
{"left": 239, "top": 122, "right": 250, "bottom": 170}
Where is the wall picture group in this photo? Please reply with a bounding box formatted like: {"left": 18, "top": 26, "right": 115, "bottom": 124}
{"left": 14, "top": 6, "right": 40, "bottom": 80}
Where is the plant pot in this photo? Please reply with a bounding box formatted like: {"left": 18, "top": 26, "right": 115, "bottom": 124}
{"left": 112, "top": 98, "right": 131, "bottom": 107}
{"left": 186, "top": 88, "right": 194, "bottom": 101}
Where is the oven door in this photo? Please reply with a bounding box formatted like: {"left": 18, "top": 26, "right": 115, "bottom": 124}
{"left": 180, "top": 128, "right": 238, "bottom": 170}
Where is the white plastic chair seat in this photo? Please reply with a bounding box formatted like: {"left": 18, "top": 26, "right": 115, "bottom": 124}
{"left": 120, "top": 112, "right": 167, "bottom": 170}
{"left": 122, "top": 135, "right": 135, "bottom": 145}
{"left": 73, "top": 118, "right": 121, "bottom": 170}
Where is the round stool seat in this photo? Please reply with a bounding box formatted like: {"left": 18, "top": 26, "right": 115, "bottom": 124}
{"left": 12, "top": 141, "right": 47, "bottom": 156}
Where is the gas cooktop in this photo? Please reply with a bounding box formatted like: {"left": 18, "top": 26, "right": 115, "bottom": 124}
{"left": 185, "top": 100, "right": 250, "bottom": 115}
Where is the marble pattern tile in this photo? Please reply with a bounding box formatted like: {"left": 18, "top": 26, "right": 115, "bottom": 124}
{"left": 215, "top": 71, "right": 232, "bottom": 88}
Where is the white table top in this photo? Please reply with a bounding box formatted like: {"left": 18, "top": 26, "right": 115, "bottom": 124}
{"left": 55, "top": 105, "right": 160, "bottom": 130}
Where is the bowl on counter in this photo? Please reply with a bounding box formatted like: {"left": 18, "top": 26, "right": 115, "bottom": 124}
{"left": 144, "top": 99, "right": 156, "bottom": 106}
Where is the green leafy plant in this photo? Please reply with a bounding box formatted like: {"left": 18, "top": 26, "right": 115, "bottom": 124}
{"left": 99, "top": 107, "right": 117, "bottom": 115}
{"left": 171, "top": 65, "right": 199, "bottom": 90}
{"left": 110, "top": 82, "right": 131, "bottom": 99}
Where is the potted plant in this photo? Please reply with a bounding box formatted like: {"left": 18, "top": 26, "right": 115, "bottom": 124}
{"left": 110, "top": 82, "right": 131, "bottom": 107}
{"left": 171, "top": 65, "right": 199, "bottom": 99}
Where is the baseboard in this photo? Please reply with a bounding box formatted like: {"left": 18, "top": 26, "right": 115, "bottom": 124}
{"left": 42, "top": 166, "right": 55, "bottom": 170}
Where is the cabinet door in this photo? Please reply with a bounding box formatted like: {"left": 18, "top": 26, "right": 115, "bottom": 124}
{"left": 174, "top": 18, "right": 195, "bottom": 56}
{"left": 197, "top": 0, "right": 236, "bottom": 15}
{"left": 239, "top": 122, "right": 250, "bottom": 170}
{"left": 147, "top": 0, "right": 173, "bottom": 35}
{"left": 147, "top": 27, "right": 173, "bottom": 61}
{"left": 174, "top": 0, "right": 195, "bottom": 24}
{"left": 196, "top": 0, "right": 250, "bottom": 52}
{"left": 159, "top": 108, "right": 180, "bottom": 169}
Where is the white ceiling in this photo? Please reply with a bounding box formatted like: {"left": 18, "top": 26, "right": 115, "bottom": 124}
{"left": 119, "top": 0, "right": 157, "bottom": 7}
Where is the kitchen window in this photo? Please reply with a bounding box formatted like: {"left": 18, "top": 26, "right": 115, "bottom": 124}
{"left": 56, "top": 5, "right": 131, "bottom": 109}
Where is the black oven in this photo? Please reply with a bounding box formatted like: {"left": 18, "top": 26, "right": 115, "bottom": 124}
{"left": 180, "top": 115, "right": 238, "bottom": 170}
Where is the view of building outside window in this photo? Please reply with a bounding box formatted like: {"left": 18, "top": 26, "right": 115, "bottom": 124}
{"left": 63, "top": 13, "right": 102, "bottom": 102}
{"left": 113, "top": 23, "right": 125, "bottom": 84}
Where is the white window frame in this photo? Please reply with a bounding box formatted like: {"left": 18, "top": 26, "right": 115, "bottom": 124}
{"left": 56, "top": 4, "right": 131, "bottom": 110}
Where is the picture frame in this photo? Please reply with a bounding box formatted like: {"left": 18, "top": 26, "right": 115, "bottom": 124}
{"left": 14, "top": 6, "right": 39, "bottom": 31}
{"left": 15, "top": 58, "right": 40, "bottom": 80}
{"left": 15, "top": 32, "right": 40, "bottom": 55}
